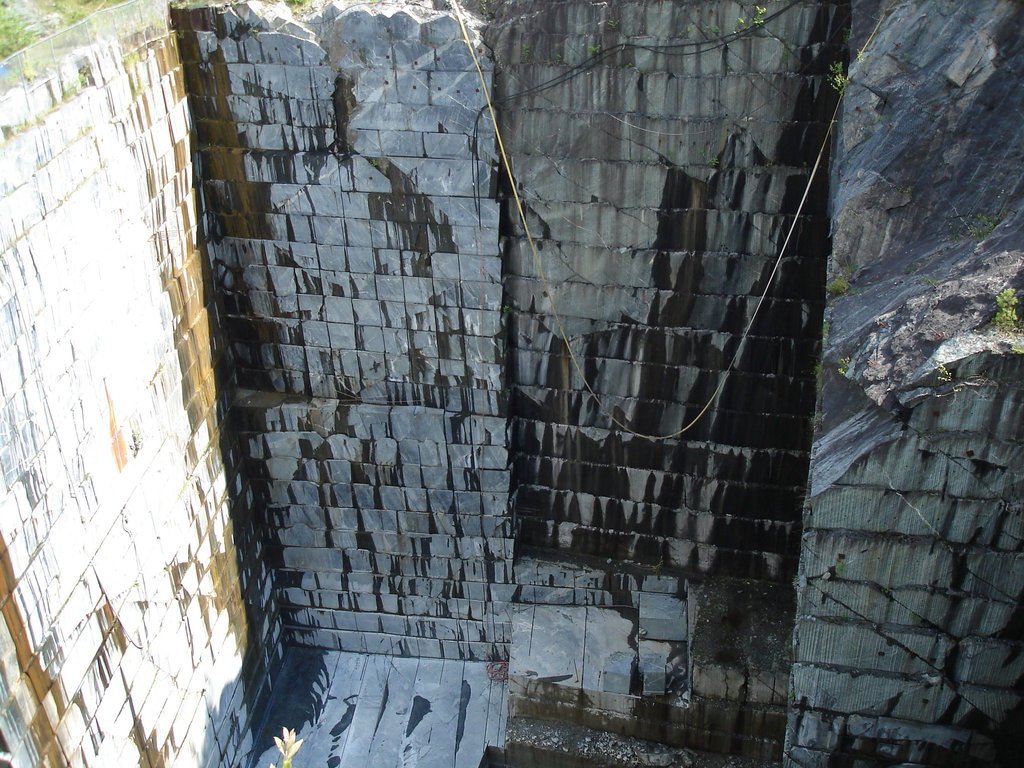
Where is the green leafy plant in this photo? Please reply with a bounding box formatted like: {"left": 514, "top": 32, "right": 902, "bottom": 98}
{"left": 838, "top": 357, "right": 851, "bottom": 375}
{"left": 588, "top": 44, "right": 601, "bottom": 55}
{"left": 994, "top": 288, "right": 1020, "bottom": 332}
{"left": 753, "top": 6, "right": 767, "bottom": 25}
{"left": 828, "top": 60, "right": 849, "bottom": 93}
{"left": 0, "top": 0, "right": 35, "bottom": 59}
{"left": 270, "top": 728, "right": 303, "bottom": 768}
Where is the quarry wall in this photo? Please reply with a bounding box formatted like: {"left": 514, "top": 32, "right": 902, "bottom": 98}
{"left": 0, "top": 0, "right": 1022, "bottom": 766}
{"left": 0, "top": 5, "right": 279, "bottom": 767}
{"left": 488, "top": 0, "right": 841, "bottom": 582}
{"left": 172, "top": 0, "right": 513, "bottom": 662}
{"left": 788, "top": 0, "right": 1024, "bottom": 765}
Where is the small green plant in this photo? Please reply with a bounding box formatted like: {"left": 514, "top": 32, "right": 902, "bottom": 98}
{"left": 936, "top": 363, "right": 952, "bottom": 383}
{"left": 826, "top": 275, "right": 850, "bottom": 297}
{"left": 606, "top": 19, "right": 619, "bottom": 29}
{"left": 270, "top": 728, "right": 303, "bottom": 768}
{"left": 838, "top": 357, "right": 851, "bottom": 375}
{"left": 704, "top": 24, "right": 721, "bottom": 36}
{"left": 994, "top": 288, "right": 1021, "bottom": 332}
{"left": 968, "top": 210, "right": 1006, "bottom": 241}
{"left": 828, "top": 60, "right": 849, "bottom": 93}
{"left": 520, "top": 44, "right": 531, "bottom": 62}
{"left": 842, "top": 27, "right": 851, "bottom": 43}
{"left": 753, "top": 5, "right": 767, "bottom": 25}
{"left": 919, "top": 276, "right": 937, "bottom": 286}
{"left": 589, "top": 44, "right": 601, "bottom": 55}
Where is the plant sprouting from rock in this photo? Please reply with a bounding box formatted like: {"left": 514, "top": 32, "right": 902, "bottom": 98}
{"left": 826, "top": 275, "right": 850, "bottom": 297}
{"left": 968, "top": 210, "right": 1006, "bottom": 241}
{"left": 828, "top": 61, "right": 849, "bottom": 93}
{"left": 994, "top": 288, "right": 1021, "bottom": 333}
{"left": 270, "top": 728, "right": 303, "bottom": 768}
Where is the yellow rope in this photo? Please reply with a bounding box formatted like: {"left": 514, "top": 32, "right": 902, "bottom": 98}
{"left": 449, "top": 0, "right": 887, "bottom": 441}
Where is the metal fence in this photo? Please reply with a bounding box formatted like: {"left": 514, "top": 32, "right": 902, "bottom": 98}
{"left": 0, "top": 0, "right": 170, "bottom": 98}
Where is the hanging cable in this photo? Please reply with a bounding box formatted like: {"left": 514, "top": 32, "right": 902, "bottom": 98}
{"left": 452, "top": 0, "right": 847, "bottom": 440}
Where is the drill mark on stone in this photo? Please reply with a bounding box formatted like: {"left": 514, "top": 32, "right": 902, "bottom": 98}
{"left": 405, "top": 695, "right": 431, "bottom": 737}
{"left": 536, "top": 673, "right": 574, "bottom": 684}
{"left": 374, "top": 680, "right": 390, "bottom": 737}
{"left": 454, "top": 680, "right": 470, "bottom": 756}
{"left": 330, "top": 694, "right": 358, "bottom": 738}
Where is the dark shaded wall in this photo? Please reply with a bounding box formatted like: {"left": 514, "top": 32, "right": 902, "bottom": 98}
{"left": 488, "top": 0, "right": 844, "bottom": 580}
{"left": 173, "top": 2, "right": 514, "bottom": 661}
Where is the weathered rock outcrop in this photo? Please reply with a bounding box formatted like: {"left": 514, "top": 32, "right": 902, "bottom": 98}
{"left": 788, "top": 1, "right": 1024, "bottom": 764}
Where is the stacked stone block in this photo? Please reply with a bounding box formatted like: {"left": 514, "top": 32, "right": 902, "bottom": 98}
{"left": 489, "top": 0, "right": 843, "bottom": 581}
{"left": 0, "top": 18, "right": 278, "bottom": 768}
{"left": 175, "top": 2, "right": 512, "bottom": 661}
{"left": 789, "top": 355, "right": 1024, "bottom": 766}
{"left": 507, "top": 555, "right": 791, "bottom": 760}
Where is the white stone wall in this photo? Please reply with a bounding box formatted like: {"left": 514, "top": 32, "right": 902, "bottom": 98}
{"left": 0, "top": 25, "right": 276, "bottom": 768}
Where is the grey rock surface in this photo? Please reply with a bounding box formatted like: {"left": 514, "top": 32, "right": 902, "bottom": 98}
{"left": 789, "top": 0, "right": 1024, "bottom": 764}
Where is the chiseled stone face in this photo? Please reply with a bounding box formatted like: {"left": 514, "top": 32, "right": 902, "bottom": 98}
{"left": 184, "top": 1, "right": 512, "bottom": 663}
{"left": 490, "top": 0, "right": 836, "bottom": 580}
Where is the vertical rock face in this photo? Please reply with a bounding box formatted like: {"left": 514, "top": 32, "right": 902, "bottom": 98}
{"left": 487, "top": 0, "right": 844, "bottom": 580}
{"left": 175, "top": 2, "right": 513, "bottom": 660}
{"left": 4, "top": 0, "right": 1022, "bottom": 765}
{"left": 789, "top": 0, "right": 1024, "bottom": 765}
{"left": 0, "top": 14, "right": 276, "bottom": 768}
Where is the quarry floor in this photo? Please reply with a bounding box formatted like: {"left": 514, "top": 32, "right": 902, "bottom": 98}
{"left": 248, "top": 648, "right": 508, "bottom": 768}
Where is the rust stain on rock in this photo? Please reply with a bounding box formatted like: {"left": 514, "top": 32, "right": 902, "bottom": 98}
{"left": 0, "top": 531, "right": 65, "bottom": 766}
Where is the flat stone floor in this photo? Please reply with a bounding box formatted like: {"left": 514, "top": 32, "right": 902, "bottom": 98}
{"left": 248, "top": 647, "right": 508, "bottom": 768}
